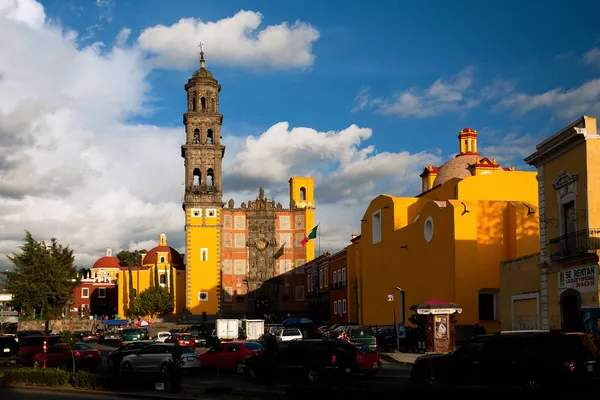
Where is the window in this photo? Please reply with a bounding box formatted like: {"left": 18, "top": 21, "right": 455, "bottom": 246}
{"left": 98, "top": 288, "right": 106, "bottom": 298}
{"left": 343, "top": 299, "right": 347, "bottom": 314}
{"left": 334, "top": 301, "right": 338, "bottom": 314}
{"left": 333, "top": 271, "right": 337, "bottom": 287}
{"left": 224, "top": 287, "right": 232, "bottom": 302}
{"left": 423, "top": 179, "right": 430, "bottom": 191}
{"left": 372, "top": 210, "right": 382, "bottom": 244}
{"left": 319, "top": 270, "right": 323, "bottom": 288}
{"left": 198, "top": 291, "right": 208, "bottom": 301}
{"left": 159, "top": 274, "right": 167, "bottom": 286}
{"left": 206, "top": 208, "right": 216, "bottom": 218}
{"left": 324, "top": 268, "right": 328, "bottom": 287}
{"left": 191, "top": 208, "right": 201, "bottom": 218}
{"left": 300, "top": 187, "right": 306, "bottom": 201}
{"left": 81, "top": 288, "right": 89, "bottom": 298}
{"left": 342, "top": 268, "right": 346, "bottom": 284}
{"left": 160, "top": 256, "right": 165, "bottom": 263}
{"left": 295, "top": 286, "right": 305, "bottom": 301}
{"left": 201, "top": 249, "right": 208, "bottom": 262}
{"left": 478, "top": 289, "right": 499, "bottom": 321}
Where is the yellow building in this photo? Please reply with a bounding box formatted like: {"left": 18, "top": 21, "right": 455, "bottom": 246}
{"left": 501, "top": 115, "right": 600, "bottom": 332}
{"left": 117, "top": 234, "right": 186, "bottom": 317}
{"left": 348, "top": 127, "right": 539, "bottom": 332}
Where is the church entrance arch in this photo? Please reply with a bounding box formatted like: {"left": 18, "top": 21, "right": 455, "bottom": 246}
{"left": 561, "top": 289, "right": 582, "bottom": 332}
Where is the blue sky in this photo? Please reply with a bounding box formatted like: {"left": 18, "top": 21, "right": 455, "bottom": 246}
{"left": 1, "top": 0, "right": 599, "bottom": 266}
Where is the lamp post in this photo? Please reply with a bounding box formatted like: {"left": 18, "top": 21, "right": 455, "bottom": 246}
{"left": 393, "top": 287, "right": 404, "bottom": 353}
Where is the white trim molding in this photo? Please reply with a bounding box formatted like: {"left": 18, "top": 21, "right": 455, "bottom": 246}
{"left": 511, "top": 292, "right": 541, "bottom": 330}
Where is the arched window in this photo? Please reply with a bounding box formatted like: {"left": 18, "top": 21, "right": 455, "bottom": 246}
{"left": 160, "top": 256, "right": 165, "bottom": 263}
{"left": 207, "top": 168, "right": 214, "bottom": 187}
{"left": 193, "top": 168, "right": 201, "bottom": 186}
{"left": 159, "top": 274, "right": 167, "bottom": 285}
{"left": 192, "top": 92, "right": 197, "bottom": 111}
{"left": 207, "top": 129, "right": 213, "bottom": 144}
{"left": 201, "top": 97, "right": 206, "bottom": 110}
{"left": 193, "top": 129, "right": 200, "bottom": 144}
{"left": 300, "top": 187, "right": 306, "bottom": 201}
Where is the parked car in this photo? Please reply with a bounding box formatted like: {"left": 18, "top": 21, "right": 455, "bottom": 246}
{"left": 354, "top": 344, "right": 382, "bottom": 377}
{"left": 73, "top": 331, "right": 98, "bottom": 343}
{"left": 165, "top": 333, "right": 197, "bottom": 349}
{"left": 197, "top": 341, "right": 263, "bottom": 374}
{"left": 34, "top": 343, "right": 101, "bottom": 370}
{"left": 15, "top": 330, "right": 43, "bottom": 343}
{"left": 106, "top": 341, "right": 153, "bottom": 368}
{"left": 120, "top": 343, "right": 201, "bottom": 373}
{"left": 0, "top": 336, "right": 18, "bottom": 358}
{"left": 411, "top": 330, "right": 600, "bottom": 389}
{"left": 16, "top": 335, "right": 60, "bottom": 365}
{"left": 154, "top": 331, "right": 171, "bottom": 343}
{"left": 345, "top": 326, "right": 377, "bottom": 349}
{"left": 276, "top": 328, "right": 303, "bottom": 342}
{"left": 99, "top": 329, "right": 121, "bottom": 343}
{"left": 121, "top": 328, "right": 149, "bottom": 343}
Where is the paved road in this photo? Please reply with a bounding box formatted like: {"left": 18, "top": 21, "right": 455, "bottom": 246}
{"left": 0, "top": 387, "right": 167, "bottom": 399}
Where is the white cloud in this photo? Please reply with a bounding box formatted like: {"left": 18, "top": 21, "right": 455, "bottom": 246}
{"left": 353, "top": 67, "right": 514, "bottom": 118}
{"left": 137, "top": 10, "right": 320, "bottom": 70}
{"left": 584, "top": 48, "right": 600, "bottom": 66}
{"left": 498, "top": 79, "right": 600, "bottom": 119}
{"left": 0, "top": 0, "right": 437, "bottom": 269}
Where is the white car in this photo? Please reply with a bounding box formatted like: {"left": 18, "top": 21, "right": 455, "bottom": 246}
{"left": 155, "top": 331, "right": 172, "bottom": 342}
{"left": 277, "top": 328, "right": 303, "bottom": 342}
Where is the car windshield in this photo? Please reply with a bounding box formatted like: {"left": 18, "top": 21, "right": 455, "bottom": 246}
{"left": 283, "top": 329, "right": 299, "bottom": 336}
{"left": 350, "top": 328, "right": 374, "bottom": 338}
{"left": 180, "top": 346, "right": 196, "bottom": 354}
{"left": 244, "top": 342, "right": 263, "bottom": 350}
{"left": 74, "top": 343, "right": 93, "bottom": 350}
{"left": 123, "top": 329, "right": 142, "bottom": 335}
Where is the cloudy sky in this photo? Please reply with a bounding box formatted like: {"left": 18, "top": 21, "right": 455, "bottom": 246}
{"left": 1, "top": 0, "right": 599, "bottom": 268}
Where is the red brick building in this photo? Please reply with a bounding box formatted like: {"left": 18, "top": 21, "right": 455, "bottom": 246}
{"left": 328, "top": 250, "right": 349, "bottom": 324}
{"left": 71, "top": 248, "right": 119, "bottom": 318}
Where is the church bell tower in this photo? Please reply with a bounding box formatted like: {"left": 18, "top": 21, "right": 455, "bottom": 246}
{"left": 181, "top": 49, "right": 225, "bottom": 317}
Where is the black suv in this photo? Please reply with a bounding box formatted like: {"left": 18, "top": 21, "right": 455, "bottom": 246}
{"left": 243, "top": 339, "right": 359, "bottom": 384}
{"left": 411, "top": 330, "right": 599, "bottom": 389}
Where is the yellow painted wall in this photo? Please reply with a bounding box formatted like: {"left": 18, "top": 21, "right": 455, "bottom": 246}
{"left": 186, "top": 206, "right": 221, "bottom": 316}
{"left": 289, "top": 177, "right": 316, "bottom": 261}
{"left": 354, "top": 170, "right": 539, "bottom": 332}
{"left": 499, "top": 253, "right": 540, "bottom": 330}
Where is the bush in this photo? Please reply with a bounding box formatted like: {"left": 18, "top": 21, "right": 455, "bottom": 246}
{"left": 4, "top": 368, "right": 70, "bottom": 387}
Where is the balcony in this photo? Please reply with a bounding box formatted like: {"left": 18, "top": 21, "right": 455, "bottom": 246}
{"left": 547, "top": 229, "right": 600, "bottom": 262}
{"left": 332, "top": 280, "right": 348, "bottom": 290}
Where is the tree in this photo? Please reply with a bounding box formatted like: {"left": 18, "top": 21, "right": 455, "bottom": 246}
{"left": 4, "top": 231, "right": 80, "bottom": 319}
{"left": 126, "top": 265, "right": 137, "bottom": 318}
{"left": 154, "top": 262, "right": 159, "bottom": 288}
{"left": 169, "top": 264, "right": 175, "bottom": 304}
{"left": 117, "top": 250, "right": 146, "bottom": 267}
{"left": 136, "top": 286, "right": 173, "bottom": 318}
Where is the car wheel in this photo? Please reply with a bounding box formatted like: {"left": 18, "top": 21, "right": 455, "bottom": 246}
{"left": 121, "top": 362, "right": 133, "bottom": 373}
{"left": 235, "top": 362, "right": 244, "bottom": 374}
{"left": 306, "top": 366, "right": 321, "bottom": 384}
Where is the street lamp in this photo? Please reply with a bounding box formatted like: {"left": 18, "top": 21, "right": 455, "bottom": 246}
{"left": 393, "top": 287, "right": 404, "bottom": 352}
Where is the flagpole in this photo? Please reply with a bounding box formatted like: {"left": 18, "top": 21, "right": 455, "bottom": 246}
{"left": 318, "top": 222, "right": 321, "bottom": 257}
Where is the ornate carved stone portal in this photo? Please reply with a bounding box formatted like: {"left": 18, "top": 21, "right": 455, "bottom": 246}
{"left": 246, "top": 187, "right": 278, "bottom": 292}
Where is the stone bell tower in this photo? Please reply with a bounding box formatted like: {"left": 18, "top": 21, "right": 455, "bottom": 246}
{"left": 181, "top": 48, "right": 225, "bottom": 317}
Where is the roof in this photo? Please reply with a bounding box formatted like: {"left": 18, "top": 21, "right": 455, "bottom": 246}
{"left": 143, "top": 246, "right": 184, "bottom": 269}
{"left": 93, "top": 256, "right": 121, "bottom": 269}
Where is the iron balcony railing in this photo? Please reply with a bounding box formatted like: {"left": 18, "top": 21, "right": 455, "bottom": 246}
{"left": 547, "top": 228, "right": 600, "bottom": 261}
{"left": 332, "top": 280, "right": 348, "bottom": 290}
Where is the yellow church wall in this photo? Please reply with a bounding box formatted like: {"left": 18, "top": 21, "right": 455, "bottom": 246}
{"left": 500, "top": 253, "right": 541, "bottom": 330}
{"left": 289, "top": 177, "right": 316, "bottom": 261}
{"left": 585, "top": 139, "right": 600, "bottom": 229}
{"left": 186, "top": 206, "right": 221, "bottom": 316}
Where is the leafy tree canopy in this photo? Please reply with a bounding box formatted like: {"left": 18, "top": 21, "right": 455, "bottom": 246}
{"left": 4, "top": 231, "right": 80, "bottom": 318}
{"left": 136, "top": 286, "right": 173, "bottom": 318}
{"left": 116, "top": 250, "right": 147, "bottom": 267}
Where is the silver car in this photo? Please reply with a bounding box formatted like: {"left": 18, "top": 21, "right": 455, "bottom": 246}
{"left": 120, "top": 343, "right": 201, "bottom": 373}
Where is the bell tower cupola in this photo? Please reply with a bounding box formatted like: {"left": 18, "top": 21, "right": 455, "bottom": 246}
{"left": 457, "top": 127, "right": 479, "bottom": 157}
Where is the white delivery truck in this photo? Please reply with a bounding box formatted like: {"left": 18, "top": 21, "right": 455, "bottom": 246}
{"left": 241, "top": 319, "right": 265, "bottom": 341}
{"left": 216, "top": 319, "right": 239, "bottom": 341}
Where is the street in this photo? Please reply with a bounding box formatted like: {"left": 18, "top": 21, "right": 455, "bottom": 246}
{"left": 0, "top": 387, "right": 167, "bottom": 399}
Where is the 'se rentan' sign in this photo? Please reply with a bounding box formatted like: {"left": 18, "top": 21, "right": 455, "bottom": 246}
{"left": 558, "top": 265, "right": 598, "bottom": 293}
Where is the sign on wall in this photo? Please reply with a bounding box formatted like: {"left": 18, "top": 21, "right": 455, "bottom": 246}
{"left": 558, "top": 265, "right": 598, "bottom": 293}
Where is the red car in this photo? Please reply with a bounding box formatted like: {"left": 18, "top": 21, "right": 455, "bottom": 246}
{"left": 34, "top": 343, "right": 102, "bottom": 370}
{"left": 197, "top": 341, "right": 263, "bottom": 374}
{"left": 16, "top": 335, "right": 60, "bottom": 365}
{"left": 165, "top": 333, "right": 197, "bottom": 349}
{"left": 354, "top": 344, "right": 381, "bottom": 377}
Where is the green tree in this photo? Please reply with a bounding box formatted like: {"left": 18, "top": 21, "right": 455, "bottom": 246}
{"left": 126, "top": 265, "right": 137, "bottom": 318}
{"left": 4, "top": 231, "right": 80, "bottom": 319}
{"left": 154, "top": 262, "right": 159, "bottom": 288}
{"left": 116, "top": 250, "right": 146, "bottom": 267}
{"left": 136, "top": 286, "right": 173, "bottom": 318}
{"left": 169, "top": 264, "right": 175, "bottom": 303}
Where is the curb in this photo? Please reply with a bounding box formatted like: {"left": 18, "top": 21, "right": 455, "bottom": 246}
{"left": 1, "top": 384, "right": 200, "bottom": 400}
{"left": 380, "top": 353, "right": 416, "bottom": 365}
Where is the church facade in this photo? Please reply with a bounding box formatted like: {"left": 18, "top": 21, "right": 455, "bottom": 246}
{"left": 181, "top": 52, "right": 315, "bottom": 318}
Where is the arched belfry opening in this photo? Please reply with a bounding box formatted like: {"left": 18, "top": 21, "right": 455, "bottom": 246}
{"left": 192, "top": 91, "right": 197, "bottom": 111}
{"left": 201, "top": 97, "right": 206, "bottom": 110}
{"left": 193, "top": 129, "right": 200, "bottom": 144}
{"left": 207, "top": 168, "right": 214, "bottom": 188}
{"left": 193, "top": 168, "right": 201, "bottom": 186}
{"left": 300, "top": 187, "right": 307, "bottom": 201}
{"left": 207, "top": 129, "right": 213, "bottom": 144}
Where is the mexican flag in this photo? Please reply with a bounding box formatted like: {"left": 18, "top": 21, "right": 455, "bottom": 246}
{"left": 301, "top": 225, "right": 318, "bottom": 247}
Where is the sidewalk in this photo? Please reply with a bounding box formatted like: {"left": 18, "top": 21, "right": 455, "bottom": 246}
{"left": 380, "top": 352, "right": 421, "bottom": 365}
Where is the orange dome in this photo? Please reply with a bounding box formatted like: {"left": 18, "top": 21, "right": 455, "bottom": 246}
{"left": 93, "top": 256, "right": 121, "bottom": 269}
{"left": 143, "top": 246, "right": 185, "bottom": 270}
{"left": 462, "top": 127, "right": 474, "bottom": 132}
